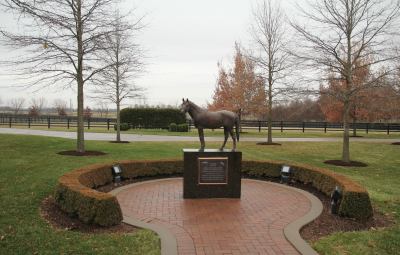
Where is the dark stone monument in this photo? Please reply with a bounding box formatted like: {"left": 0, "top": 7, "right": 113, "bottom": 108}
{"left": 183, "top": 149, "right": 242, "bottom": 199}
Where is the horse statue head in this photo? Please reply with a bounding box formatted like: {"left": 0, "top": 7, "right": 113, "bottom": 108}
{"left": 180, "top": 98, "right": 190, "bottom": 113}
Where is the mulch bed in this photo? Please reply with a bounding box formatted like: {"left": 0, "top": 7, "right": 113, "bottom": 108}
{"left": 256, "top": 142, "right": 282, "bottom": 146}
{"left": 40, "top": 196, "right": 137, "bottom": 234}
{"left": 324, "top": 160, "right": 368, "bottom": 167}
{"left": 109, "top": 141, "right": 130, "bottom": 144}
{"left": 57, "top": 150, "right": 107, "bottom": 156}
{"left": 392, "top": 142, "right": 400, "bottom": 145}
{"left": 296, "top": 181, "right": 394, "bottom": 242}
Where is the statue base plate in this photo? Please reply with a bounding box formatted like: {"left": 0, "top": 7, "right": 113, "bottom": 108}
{"left": 183, "top": 149, "right": 242, "bottom": 199}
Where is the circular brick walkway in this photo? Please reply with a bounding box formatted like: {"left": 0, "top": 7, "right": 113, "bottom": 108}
{"left": 116, "top": 178, "right": 313, "bottom": 255}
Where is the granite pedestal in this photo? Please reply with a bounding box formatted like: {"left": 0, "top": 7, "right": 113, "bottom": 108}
{"left": 183, "top": 149, "right": 242, "bottom": 199}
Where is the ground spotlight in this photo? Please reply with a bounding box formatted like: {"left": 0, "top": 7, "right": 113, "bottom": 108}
{"left": 280, "top": 165, "right": 291, "bottom": 184}
{"left": 330, "top": 186, "right": 342, "bottom": 214}
{"left": 112, "top": 164, "right": 122, "bottom": 183}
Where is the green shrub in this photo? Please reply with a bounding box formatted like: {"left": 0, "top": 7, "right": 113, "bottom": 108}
{"left": 119, "top": 160, "right": 183, "bottom": 179}
{"left": 54, "top": 163, "right": 123, "bottom": 226}
{"left": 168, "top": 123, "right": 188, "bottom": 132}
{"left": 242, "top": 160, "right": 281, "bottom": 178}
{"left": 114, "top": 123, "right": 130, "bottom": 131}
{"left": 177, "top": 123, "right": 189, "bottom": 132}
{"left": 339, "top": 191, "right": 373, "bottom": 221}
{"left": 169, "top": 123, "right": 177, "bottom": 132}
{"left": 120, "top": 107, "right": 186, "bottom": 129}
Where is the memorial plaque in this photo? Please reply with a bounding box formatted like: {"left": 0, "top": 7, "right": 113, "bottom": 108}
{"left": 183, "top": 149, "right": 242, "bottom": 198}
{"left": 198, "top": 157, "right": 228, "bottom": 184}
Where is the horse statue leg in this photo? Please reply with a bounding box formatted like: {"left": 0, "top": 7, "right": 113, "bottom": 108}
{"left": 220, "top": 127, "right": 229, "bottom": 151}
{"left": 198, "top": 128, "right": 205, "bottom": 151}
{"left": 229, "top": 129, "right": 237, "bottom": 151}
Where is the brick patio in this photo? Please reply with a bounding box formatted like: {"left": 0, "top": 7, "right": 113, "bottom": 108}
{"left": 116, "top": 178, "right": 311, "bottom": 255}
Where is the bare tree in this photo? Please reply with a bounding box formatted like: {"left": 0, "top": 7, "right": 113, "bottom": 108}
{"left": 250, "top": 0, "right": 293, "bottom": 144}
{"left": 96, "top": 101, "right": 110, "bottom": 118}
{"left": 1, "top": 0, "right": 120, "bottom": 153}
{"left": 291, "top": 0, "right": 400, "bottom": 162}
{"left": 54, "top": 99, "right": 68, "bottom": 116}
{"left": 28, "top": 97, "right": 46, "bottom": 117}
{"left": 9, "top": 98, "right": 25, "bottom": 115}
{"left": 91, "top": 12, "right": 145, "bottom": 142}
{"left": 83, "top": 106, "right": 92, "bottom": 119}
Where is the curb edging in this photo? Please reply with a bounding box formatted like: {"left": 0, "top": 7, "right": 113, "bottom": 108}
{"left": 110, "top": 178, "right": 180, "bottom": 255}
{"left": 258, "top": 180, "right": 323, "bottom": 255}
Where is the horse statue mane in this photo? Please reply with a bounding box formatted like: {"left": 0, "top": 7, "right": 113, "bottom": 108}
{"left": 180, "top": 98, "right": 240, "bottom": 151}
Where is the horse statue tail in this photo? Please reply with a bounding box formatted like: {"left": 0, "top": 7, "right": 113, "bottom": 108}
{"left": 235, "top": 116, "right": 240, "bottom": 142}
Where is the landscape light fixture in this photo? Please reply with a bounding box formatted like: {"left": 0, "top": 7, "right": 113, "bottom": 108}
{"left": 330, "top": 186, "right": 342, "bottom": 214}
{"left": 280, "top": 165, "right": 291, "bottom": 184}
{"left": 112, "top": 165, "right": 122, "bottom": 183}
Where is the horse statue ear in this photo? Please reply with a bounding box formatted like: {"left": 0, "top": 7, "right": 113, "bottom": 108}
{"left": 186, "top": 98, "right": 189, "bottom": 102}
{"left": 182, "top": 98, "right": 185, "bottom": 102}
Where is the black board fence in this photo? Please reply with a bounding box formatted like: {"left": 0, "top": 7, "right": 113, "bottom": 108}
{"left": 1, "top": 114, "right": 399, "bottom": 134}
{"left": 236, "top": 120, "right": 400, "bottom": 134}
{"left": 0, "top": 114, "right": 114, "bottom": 130}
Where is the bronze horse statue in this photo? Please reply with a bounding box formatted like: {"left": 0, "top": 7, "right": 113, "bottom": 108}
{"left": 180, "top": 99, "right": 240, "bottom": 151}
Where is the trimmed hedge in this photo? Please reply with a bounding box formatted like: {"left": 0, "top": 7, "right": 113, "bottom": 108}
{"left": 54, "top": 163, "right": 123, "bottom": 226}
{"left": 242, "top": 160, "right": 373, "bottom": 221}
{"left": 114, "top": 123, "right": 130, "bottom": 131}
{"left": 54, "top": 160, "right": 183, "bottom": 226}
{"left": 55, "top": 159, "right": 372, "bottom": 226}
{"left": 169, "top": 123, "right": 189, "bottom": 132}
{"left": 120, "top": 108, "right": 186, "bottom": 129}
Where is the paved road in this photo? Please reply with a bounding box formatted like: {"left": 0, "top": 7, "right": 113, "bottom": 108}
{"left": 0, "top": 128, "right": 399, "bottom": 143}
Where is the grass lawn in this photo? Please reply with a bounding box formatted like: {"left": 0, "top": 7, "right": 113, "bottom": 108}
{"left": 0, "top": 134, "right": 399, "bottom": 254}
{"left": 2, "top": 125, "right": 400, "bottom": 139}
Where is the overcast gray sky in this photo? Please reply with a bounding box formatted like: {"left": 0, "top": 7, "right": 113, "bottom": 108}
{"left": 0, "top": 0, "right": 297, "bottom": 108}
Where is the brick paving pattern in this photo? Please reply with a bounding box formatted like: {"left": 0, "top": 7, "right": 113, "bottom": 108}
{"left": 117, "top": 178, "right": 311, "bottom": 255}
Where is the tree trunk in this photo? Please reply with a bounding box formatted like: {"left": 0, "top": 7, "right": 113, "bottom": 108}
{"left": 342, "top": 100, "right": 351, "bottom": 162}
{"left": 267, "top": 83, "right": 273, "bottom": 143}
{"left": 352, "top": 105, "right": 357, "bottom": 137}
{"left": 116, "top": 101, "right": 121, "bottom": 142}
{"left": 353, "top": 118, "right": 357, "bottom": 137}
{"left": 342, "top": 14, "right": 352, "bottom": 163}
{"left": 115, "top": 40, "right": 121, "bottom": 142}
{"left": 76, "top": 0, "right": 85, "bottom": 153}
{"left": 238, "top": 108, "right": 242, "bottom": 133}
{"left": 77, "top": 79, "right": 85, "bottom": 152}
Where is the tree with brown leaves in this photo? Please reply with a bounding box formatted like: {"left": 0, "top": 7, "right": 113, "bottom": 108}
{"left": 209, "top": 44, "right": 266, "bottom": 120}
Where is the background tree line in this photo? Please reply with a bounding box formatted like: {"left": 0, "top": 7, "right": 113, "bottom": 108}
{"left": 209, "top": 44, "right": 400, "bottom": 123}
{"left": 209, "top": 0, "right": 400, "bottom": 163}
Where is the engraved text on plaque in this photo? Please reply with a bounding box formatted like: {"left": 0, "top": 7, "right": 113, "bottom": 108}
{"left": 198, "top": 157, "right": 228, "bottom": 184}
